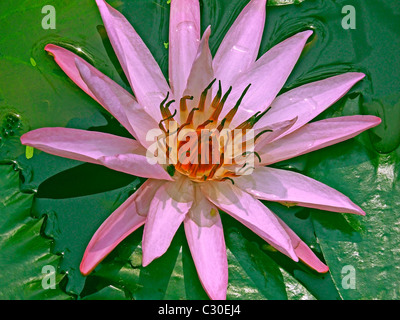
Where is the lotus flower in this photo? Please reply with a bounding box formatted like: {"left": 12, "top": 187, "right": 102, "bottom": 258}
{"left": 21, "top": 0, "right": 381, "bottom": 300}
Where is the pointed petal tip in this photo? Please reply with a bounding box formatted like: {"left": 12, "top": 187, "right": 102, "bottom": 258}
{"left": 141, "top": 254, "right": 154, "bottom": 268}
{"left": 141, "top": 238, "right": 174, "bottom": 267}
{"left": 344, "top": 208, "right": 366, "bottom": 216}
{"left": 44, "top": 43, "right": 56, "bottom": 52}
{"left": 355, "top": 207, "right": 366, "bottom": 216}
{"left": 20, "top": 128, "right": 49, "bottom": 146}
{"left": 141, "top": 260, "right": 150, "bottom": 268}
{"left": 213, "top": 0, "right": 267, "bottom": 91}
{"left": 141, "top": 230, "right": 177, "bottom": 266}
{"left": 283, "top": 243, "right": 299, "bottom": 262}
{"left": 79, "top": 258, "right": 95, "bottom": 277}
{"left": 299, "top": 29, "right": 314, "bottom": 39}
{"left": 345, "top": 201, "right": 366, "bottom": 216}
{"left": 289, "top": 250, "right": 299, "bottom": 262}
{"left": 20, "top": 132, "right": 29, "bottom": 145}
{"left": 201, "top": 25, "right": 212, "bottom": 42}
{"left": 140, "top": 223, "right": 154, "bottom": 269}
{"left": 293, "top": 241, "right": 330, "bottom": 273}
{"left": 44, "top": 43, "right": 66, "bottom": 55}
{"left": 320, "top": 265, "right": 330, "bottom": 273}
{"left": 341, "top": 71, "right": 366, "bottom": 85}
{"left": 349, "top": 198, "right": 367, "bottom": 216}
{"left": 43, "top": 44, "right": 67, "bottom": 59}
{"left": 300, "top": 258, "right": 329, "bottom": 273}
{"left": 355, "top": 115, "right": 382, "bottom": 130}
{"left": 282, "top": 238, "right": 299, "bottom": 262}
{"left": 287, "top": 29, "right": 313, "bottom": 45}
{"left": 306, "top": 260, "right": 329, "bottom": 273}
{"left": 332, "top": 71, "right": 366, "bottom": 88}
{"left": 79, "top": 267, "right": 90, "bottom": 277}
{"left": 352, "top": 71, "right": 366, "bottom": 81}
{"left": 369, "top": 115, "right": 382, "bottom": 126}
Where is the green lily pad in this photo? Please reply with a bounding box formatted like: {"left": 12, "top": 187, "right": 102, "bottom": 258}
{"left": 0, "top": 164, "right": 71, "bottom": 299}
{"left": 32, "top": 173, "right": 143, "bottom": 295}
{"left": 308, "top": 137, "right": 400, "bottom": 299}
{"left": 76, "top": 214, "right": 316, "bottom": 300}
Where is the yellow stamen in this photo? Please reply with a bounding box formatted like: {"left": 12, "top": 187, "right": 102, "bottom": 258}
{"left": 158, "top": 80, "right": 265, "bottom": 182}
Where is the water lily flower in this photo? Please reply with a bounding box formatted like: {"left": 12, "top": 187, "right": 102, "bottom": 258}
{"left": 21, "top": 0, "right": 381, "bottom": 300}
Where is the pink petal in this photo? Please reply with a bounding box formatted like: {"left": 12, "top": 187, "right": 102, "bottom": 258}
{"left": 224, "top": 31, "right": 313, "bottom": 126}
{"left": 44, "top": 44, "right": 100, "bottom": 102}
{"left": 258, "top": 115, "right": 382, "bottom": 165}
{"left": 234, "top": 167, "right": 365, "bottom": 215}
{"left": 21, "top": 127, "right": 139, "bottom": 164}
{"left": 188, "top": 185, "right": 220, "bottom": 228}
{"left": 200, "top": 181, "right": 298, "bottom": 262}
{"left": 98, "top": 153, "right": 172, "bottom": 181}
{"left": 96, "top": 0, "right": 171, "bottom": 121}
{"left": 20, "top": 128, "right": 172, "bottom": 180}
{"left": 169, "top": 0, "right": 200, "bottom": 100}
{"left": 254, "top": 72, "right": 366, "bottom": 137}
{"left": 142, "top": 177, "right": 194, "bottom": 266}
{"left": 80, "top": 179, "right": 165, "bottom": 275}
{"left": 274, "top": 215, "right": 329, "bottom": 273}
{"left": 254, "top": 117, "right": 298, "bottom": 150}
{"left": 75, "top": 58, "right": 159, "bottom": 149}
{"left": 45, "top": 44, "right": 144, "bottom": 139}
{"left": 183, "top": 26, "right": 214, "bottom": 120}
{"left": 184, "top": 190, "right": 228, "bottom": 300}
{"left": 213, "top": 0, "right": 267, "bottom": 92}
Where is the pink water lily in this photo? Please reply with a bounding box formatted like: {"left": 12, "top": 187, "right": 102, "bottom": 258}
{"left": 21, "top": 0, "right": 381, "bottom": 300}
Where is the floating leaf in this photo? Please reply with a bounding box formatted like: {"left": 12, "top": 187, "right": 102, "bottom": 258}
{"left": 0, "top": 165, "right": 71, "bottom": 299}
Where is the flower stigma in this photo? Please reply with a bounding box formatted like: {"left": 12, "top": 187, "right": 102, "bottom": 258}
{"left": 153, "top": 80, "right": 269, "bottom": 182}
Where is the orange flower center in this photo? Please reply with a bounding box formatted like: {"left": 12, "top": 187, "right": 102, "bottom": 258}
{"left": 157, "top": 80, "right": 267, "bottom": 182}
